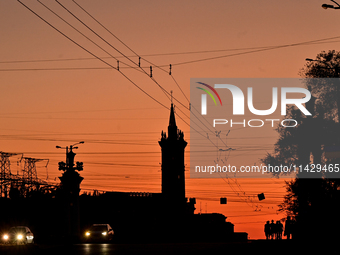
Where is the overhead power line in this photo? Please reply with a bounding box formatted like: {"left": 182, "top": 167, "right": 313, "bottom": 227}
{"left": 36, "top": 0, "right": 141, "bottom": 72}
{"left": 50, "top": 0, "right": 219, "bottom": 147}
{"left": 14, "top": 0, "right": 288, "bottom": 209}
{"left": 2, "top": 37, "right": 340, "bottom": 69}
{"left": 58, "top": 0, "right": 189, "bottom": 110}
{"left": 71, "top": 0, "right": 140, "bottom": 59}
{"left": 17, "top": 0, "right": 169, "bottom": 110}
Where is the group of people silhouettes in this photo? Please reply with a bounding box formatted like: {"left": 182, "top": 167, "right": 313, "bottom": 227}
{"left": 264, "top": 216, "right": 294, "bottom": 240}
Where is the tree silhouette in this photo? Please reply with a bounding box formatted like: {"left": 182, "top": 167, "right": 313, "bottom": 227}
{"left": 262, "top": 50, "right": 340, "bottom": 241}
{"left": 302, "top": 50, "right": 340, "bottom": 121}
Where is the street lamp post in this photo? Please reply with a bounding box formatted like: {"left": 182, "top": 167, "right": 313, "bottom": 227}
{"left": 322, "top": 0, "right": 340, "bottom": 9}
{"left": 56, "top": 141, "right": 84, "bottom": 172}
{"left": 56, "top": 141, "right": 84, "bottom": 242}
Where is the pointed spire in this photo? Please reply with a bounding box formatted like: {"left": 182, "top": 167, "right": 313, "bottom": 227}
{"left": 168, "top": 103, "right": 177, "bottom": 139}
{"left": 169, "top": 103, "right": 177, "bottom": 127}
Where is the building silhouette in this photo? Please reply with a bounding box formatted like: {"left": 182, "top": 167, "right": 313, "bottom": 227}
{"left": 79, "top": 103, "right": 246, "bottom": 242}
{"left": 159, "top": 103, "right": 187, "bottom": 212}
{"left": 0, "top": 103, "right": 246, "bottom": 243}
{"left": 0, "top": 104, "right": 247, "bottom": 243}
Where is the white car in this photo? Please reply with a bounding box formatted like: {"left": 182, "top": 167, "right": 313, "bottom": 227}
{"left": 2, "top": 226, "right": 34, "bottom": 244}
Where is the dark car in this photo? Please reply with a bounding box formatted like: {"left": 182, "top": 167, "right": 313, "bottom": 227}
{"left": 2, "top": 226, "right": 34, "bottom": 244}
{"left": 84, "top": 224, "right": 114, "bottom": 242}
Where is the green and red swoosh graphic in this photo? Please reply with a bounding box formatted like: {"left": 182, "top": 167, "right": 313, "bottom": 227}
{"left": 196, "top": 82, "right": 222, "bottom": 106}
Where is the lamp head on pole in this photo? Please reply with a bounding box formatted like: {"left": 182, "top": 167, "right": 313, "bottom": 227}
{"left": 322, "top": 0, "right": 340, "bottom": 9}
{"left": 322, "top": 4, "right": 334, "bottom": 9}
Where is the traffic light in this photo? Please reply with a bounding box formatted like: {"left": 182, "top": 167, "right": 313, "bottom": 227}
{"left": 58, "top": 161, "right": 66, "bottom": 171}
{"left": 76, "top": 162, "right": 83, "bottom": 171}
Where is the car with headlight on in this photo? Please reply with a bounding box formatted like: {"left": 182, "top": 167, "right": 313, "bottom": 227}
{"left": 84, "top": 224, "right": 114, "bottom": 242}
{"left": 2, "top": 226, "right": 34, "bottom": 244}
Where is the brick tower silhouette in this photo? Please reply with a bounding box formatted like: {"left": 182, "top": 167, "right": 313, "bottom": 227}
{"left": 159, "top": 103, "right": 187, "bottom": 211}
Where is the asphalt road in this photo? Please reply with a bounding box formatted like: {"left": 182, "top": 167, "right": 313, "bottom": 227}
{"left": 0, "top": 240, "right": 326, "bottom": 255}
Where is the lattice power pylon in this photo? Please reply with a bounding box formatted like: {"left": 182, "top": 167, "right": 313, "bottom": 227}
{"left": 0, "top": 152, "right": 17, "bottom": 198}
{"left": 21, "top": 157, "right": 48, "bottom": 196}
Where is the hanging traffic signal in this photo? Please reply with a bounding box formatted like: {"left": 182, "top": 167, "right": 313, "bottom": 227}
{"left": 58, "top": 161, "right": 66, "bottom": 171}
{"left": 258, "top": 193, "right": 265, "bottom": 201}
{"left": 76, "top": 162, "right": 83, "bottom": 171}
{"left": 220, "top": 197, "right": 227, "bottom": 204}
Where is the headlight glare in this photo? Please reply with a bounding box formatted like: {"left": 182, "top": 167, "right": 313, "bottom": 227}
{"left": 17, "top": 234, "right": 23, "bottom": 240}
{"left": 102, "top": 232, "right": 107, "bottom": 236}
{"left": 85, "top": 232, "right": 90, "bottom": 236}
{"left": 3, "top": 234, "right": 8, "bottom": 240}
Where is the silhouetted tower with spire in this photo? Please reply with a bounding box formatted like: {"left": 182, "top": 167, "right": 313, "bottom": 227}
{"left": 159, "top": 103, "right": 187, "bottom": 209}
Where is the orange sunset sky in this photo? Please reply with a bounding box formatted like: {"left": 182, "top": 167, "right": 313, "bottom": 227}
{"left": 1, "top": 0, "right": 340, "bottom": 239}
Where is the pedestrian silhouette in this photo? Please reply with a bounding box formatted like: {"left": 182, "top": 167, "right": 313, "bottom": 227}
{"left": 264, "top": 221, "right": 271, "bottom": 240}
{"left": 284, "top": 216, "right": 293, "bottom": 240}
{"left": 276, "top": 220, "right": 283, "bottom": 239}
{"left": 270, "top": 220, "right": 276, "bottom": 239}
